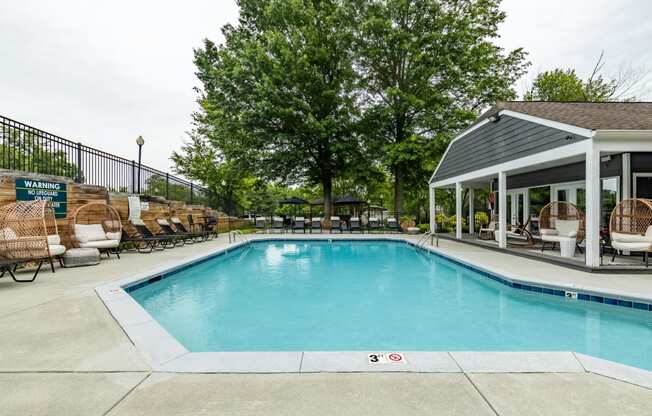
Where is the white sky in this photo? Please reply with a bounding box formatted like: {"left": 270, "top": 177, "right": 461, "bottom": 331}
{"left": 1, "top": 0, "right": 651, "bottom": 173}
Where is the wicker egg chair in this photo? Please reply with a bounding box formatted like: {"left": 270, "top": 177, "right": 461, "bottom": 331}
{"left": 0, "top": 200, "right": 65, "bottom": 281}
{"left": 71, "top": 202, "right": 123, "bottom": 257}
{"left": 538, "top": 201, "right": 585, "bottom": 253}
{"left": 608, "top": 198, "right": 652, "bottom": 266}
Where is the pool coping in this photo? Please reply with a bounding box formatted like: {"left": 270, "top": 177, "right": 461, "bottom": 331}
{"left": 95, "top": 235, "right": 652, "bottom": 389}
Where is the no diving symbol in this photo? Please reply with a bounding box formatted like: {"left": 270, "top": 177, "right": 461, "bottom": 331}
{"left": 388, "top": 353, "right": 405, "bottom": 363}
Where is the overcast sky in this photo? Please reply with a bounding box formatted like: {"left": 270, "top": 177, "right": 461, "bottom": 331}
{"left": 1, "top": 0, "right": 651, "bottom": 173}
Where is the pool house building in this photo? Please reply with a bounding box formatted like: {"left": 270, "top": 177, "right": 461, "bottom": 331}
{"left": 429, "top": 101, "right": 652, "bottom": 269}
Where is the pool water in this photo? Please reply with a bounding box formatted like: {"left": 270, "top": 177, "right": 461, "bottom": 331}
{"left": 130, "top": 240, "right": 652, "bottom": 370}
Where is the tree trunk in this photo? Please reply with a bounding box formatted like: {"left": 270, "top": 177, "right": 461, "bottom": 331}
{"left": 323, "top": 177, "right": 333, "bottom": 219}
{"left": 393, "top": 166, "right": 404, "bottom": 217}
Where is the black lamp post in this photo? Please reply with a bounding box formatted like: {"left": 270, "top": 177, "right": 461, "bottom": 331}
{"left": 136, "top": 135, "right": 145, "bottom": 193}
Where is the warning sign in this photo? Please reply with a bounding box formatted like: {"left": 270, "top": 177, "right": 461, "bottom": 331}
{"left": 367, "top": 352, "right": 406, "bottom": 364}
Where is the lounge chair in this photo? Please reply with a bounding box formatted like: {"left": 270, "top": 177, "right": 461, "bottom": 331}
{"left": 310, "top": 217, "right": 322, "bottom": 233}
{"left": 330, "top": 216, "right": 342, "bottom": 233}
{"left": 293, "top": 217, "right": 306, "bottom": 233}
{"left": 349, "top": 217, "right": 361, "bottom": 233}
{"left": 255, "top": 217, "right": 267, "bottom": 232}
{"left": 156, "top": 219, "right": 196, "bottom": 245}
{"left": 130, "top": 219, "right": 177, "bottom": 248}
{"left": 478, "top": 221, "right": 496, "bottom": 240}
{"left": 271, "top": 216, "right": 285, "bottom": 233}
{"left": 367, "top": 217, "right": 381, "bottom": 233}
{"left": 202, "top": 215, "right": 218, "bottom": 238}
{"left": 119, "top": 230, "right": 160, "bottom": 253}
{"left": 171, "top": 217, "right": 207, "bottom": 241}
{"left": 387, "top": 217, "right": 400, "bottom": 233}
{"left": 495, "top": 218, "right": 534, "bottom": 247}
{"left": 187, "top": 214, "right": 214, "bottom": 240}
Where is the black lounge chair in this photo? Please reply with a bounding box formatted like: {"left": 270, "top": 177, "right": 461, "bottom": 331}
{"left": 330, "top": 216, "right": 342, "bottom": 233}
{"left": 119, "top": 230, "right": 161, "bottom": 253}
{"left": 171, "top": 217, "right": 207, "bottom": 241}
{"left": 156, "top": 219, "right": 196, "bottom": 245}
{"left": 349, "top": 217, "right": 361, "bottom": 233}
{"left": 0, "top": 258, "right": 48, "bottom": 283}
{"left": 293, "top": 217, "right": 306, "bottom": 233}
{"left": 271, "top": 216, "right": 285, "bottom": 233}
{"left": 130, "top": 219, "right": 177, "bottom": 249}
{"left": 310, "top": 217, "right": 322, "bottom": 233}
{"left": 187, "top": 215, "right": 215, "bottom": 240}
{"left": 367, "top": 217, "right": 381, "bottom": 233}
{"left": 387, "top": 217, "right": 401, "bottom": 233}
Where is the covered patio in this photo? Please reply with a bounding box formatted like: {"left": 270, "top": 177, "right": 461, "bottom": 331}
{"left": 429, "top": 102, "right": 652, "bottom": 271}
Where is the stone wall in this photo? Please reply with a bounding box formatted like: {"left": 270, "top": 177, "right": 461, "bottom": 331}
{"left": 0, "top": 170, "right": 244, "bottom": 247}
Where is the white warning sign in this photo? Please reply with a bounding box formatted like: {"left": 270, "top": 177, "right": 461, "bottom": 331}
{"left": 367, "top": 352, "right": 406, "bottom": 364}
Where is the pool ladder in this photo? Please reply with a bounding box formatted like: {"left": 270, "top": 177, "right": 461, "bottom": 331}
{"left": 228, "top": 230, "right": 248, "bottom": 244}
{"left": 415, "top": 231, "right": 436, "bottom": 250}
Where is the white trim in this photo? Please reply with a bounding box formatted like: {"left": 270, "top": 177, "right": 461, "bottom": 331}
{"left": 633, "top": 172, "right": 652, "bottom": 198}
{"left": 498, "top": 172, "right": 507, "bottom": 248}
{"left": 455, "top": 182, "right": 463, "bottom": 239}
{"left": 431, "top": 141, "right": 590, "bottom": 188}
{"left": 429, "top": 118, "right": 493, "bottom": 183}
{"left": 622, "top": 153, "right": 631, "bottom": 200}
{"left": 500, "top": 110, "right": 594, "bottom": 138}
{"left": 585, "top": 142, "right": 601, "bottom": 268}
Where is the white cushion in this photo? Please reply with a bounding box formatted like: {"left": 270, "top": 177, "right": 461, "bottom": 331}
{"left": 273, "top": 217, "right": 283, "bottom": 222}
{"left": 131, "top": 218, "right": 146, "bottom": 226}
{"left": 388, "top": 217, "right": 397, "bottom": 222}
{"left": 311, "top": 217, "right": 321, "bottom": 222}
{"left": 331, "top": 216, "right": 340, "bottom": 221}
{"left": 539, "top": 228, "right": 559, "bottom": 236}
{"left": 612, "top": 240, "right": 652, "bottom": 251}
{"left": 541, "top": 234, "right": 575, "bottom": 243}
{"left": 47, "top": 234, "right": 60, "bottom": 245}
{"left": 79, "top": 239, "right": 120, "bottom": 249}
{"left": 611, "top": 232, "right": 652, "bottom": 243}
{"left": 350, "top": 217, "right": 360, "bottom": 221}
{"left": 48, "top": 244, "right": 66, "bottom": 256}
{"left": 170, "top": 217, "right": 182, "bottom": 224}
{"left": 1, "top": 227, "right": 18, "bottom": 240}
{"left": 555, "top": 220, "right": 579, "bottom": 237}
{"left": 105, "top": 232, "right": 121, "bottom": 241}
{"left": 295, "top": 217, "right": 305, "bottom": 221}
{"left": 156, "top": 219, "right": 170, "bottom": 226}
{"left": 75, "top": 224, "right": 107, "bottom": 243}
{"left": 646, "top": 226, "right": 652, "bottom": 237}
{"left": 369, "top": 217, "right": 378, "bottom": 221}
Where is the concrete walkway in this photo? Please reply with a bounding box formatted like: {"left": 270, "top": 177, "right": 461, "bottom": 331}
{"left": 0, "top": 234, "right": 650, "bottom": 415}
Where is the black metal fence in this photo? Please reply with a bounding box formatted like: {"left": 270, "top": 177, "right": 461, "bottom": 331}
{"left": 0, "top": 115, "right": 212, "bottom": 206}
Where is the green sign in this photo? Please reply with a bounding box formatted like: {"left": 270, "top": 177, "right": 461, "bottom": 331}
{"left": 15, "top": 178, "right": 68, "bottom": 218}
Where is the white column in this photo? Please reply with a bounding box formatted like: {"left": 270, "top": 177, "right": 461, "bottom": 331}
{"left": 585, "top": 142, "right": 601, "bottom": 267}
{"left": 455, "top": 182, "right": 463, "bottom": 239}
{"left": 523, "top": 188, "right": 530, "bottom": 229}
{"left": 429, "top": 185, "right": 436, "bottom": 233}
{"left": 498, "top": 172, "right": 507, "bottom": 248}
{"left": 468, "top": 188, "right": 475, "bottom": 234}
{"left": 623, "top": 152, "right": 631, "bottom": 199}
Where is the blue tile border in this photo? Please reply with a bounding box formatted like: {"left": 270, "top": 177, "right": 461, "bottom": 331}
{"left": 123, "top": 237, "right": 652, "bottom": 313}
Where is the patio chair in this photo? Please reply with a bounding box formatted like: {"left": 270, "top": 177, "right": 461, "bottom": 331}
{"left": 119, "top": 229, "right": 159, "bottom": 253}
{"left": 330, "top": 216, "right": 342, "bottom": 233}
{"left": 129, "top": 219, "right": 177, "bottom": 249}
{"left": 187, "top": 214, "right": 214, "bottom": 240}
{"left": 495, "top": 217, "right": 534, "bottom": 247}
{"left": 293, "top": 217, "right": 306, "bottom": 233}
{"left": 539, "top": 201, "right": 584, "bottom": 255}
{"left": 156, "top": 219, "right": 195, "bottom": 245}
{"left": 171, "top": 217, "right": 207, "bottom": 241}
{"left": 202, "top": 215, "right": 218, "bottom": 238}
{"left": 271, "top": 216, "right": 285, "bottom": 233}
{"left": 71, "top": 202, "right": 122, "bottom": 258}
{"left": 609, "top": 198, "right": 652, "bottom": 267}
{"left": 387, "top": 217, "right": 401, "bottom": 233}
{"left": 349, "top": 217, "right": 361, "bottom": 233}
{"left": 310, "top": 217, "right": 322, "bottom": 233}
{"left": 255, "top": 216, "right": 267, "bottom": 232}
{"left": 478, "top": 221, "right": 496, "bottom": 240}
{"left": 0, "top": 200, "right": 66, "bottom": 281}
{"left": 367, "top": 217, "right": 381, "bottom": 233}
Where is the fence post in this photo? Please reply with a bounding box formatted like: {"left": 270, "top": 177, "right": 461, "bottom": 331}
{"left": 131, "top": 160, "right": 135, "bottom": 193}
{"left": 166, "top": 173, "right": 170, "bottom": 200}
{"left": 190, "top": 182, "right": 194, "bottom": 204}
{"left": 76, "top": 142, "right": 82, "bottom": 183}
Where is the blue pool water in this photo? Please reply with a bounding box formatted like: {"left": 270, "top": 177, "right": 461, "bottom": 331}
{"left": 130, "top": 240, "right": 652, "bottom": 370}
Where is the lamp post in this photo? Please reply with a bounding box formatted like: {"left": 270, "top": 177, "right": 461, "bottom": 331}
{"left": 136, "top": 136, "right": 145, "bottom": 194}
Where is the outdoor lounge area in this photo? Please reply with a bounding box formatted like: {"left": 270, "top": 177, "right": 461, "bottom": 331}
{"left": 429, "top": 102, "right": 652, "bottom": 272}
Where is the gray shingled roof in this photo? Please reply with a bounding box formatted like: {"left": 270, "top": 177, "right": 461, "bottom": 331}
{"left": 481, "top": 101, "right": 652, "bottom": 130}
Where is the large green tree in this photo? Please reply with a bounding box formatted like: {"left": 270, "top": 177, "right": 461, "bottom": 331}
{"left": 350, "top": 0, "right": 528, "bottom": 214}
{"left": 190, "top": 0, "right": 364, "bottom": 217}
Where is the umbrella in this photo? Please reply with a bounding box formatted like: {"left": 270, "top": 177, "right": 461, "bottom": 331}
{"left": 334, "top": 195, "right": 367, "bottom": 205}
{"left": 278, "top": 197, "right": 309, "bottom": 205}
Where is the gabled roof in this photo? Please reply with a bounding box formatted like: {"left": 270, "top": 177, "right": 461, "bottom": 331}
{"left": 482, "top": 101, "right": 652, "bottom": 130}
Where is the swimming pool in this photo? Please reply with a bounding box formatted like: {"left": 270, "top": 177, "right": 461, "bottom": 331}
{"left": 128, "top": 240, "right": 652, "bottom": 370}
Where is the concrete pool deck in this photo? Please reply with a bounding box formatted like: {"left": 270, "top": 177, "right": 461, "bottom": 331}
{"left": 1, "top": 233, "right": 651, "bottom": 414}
